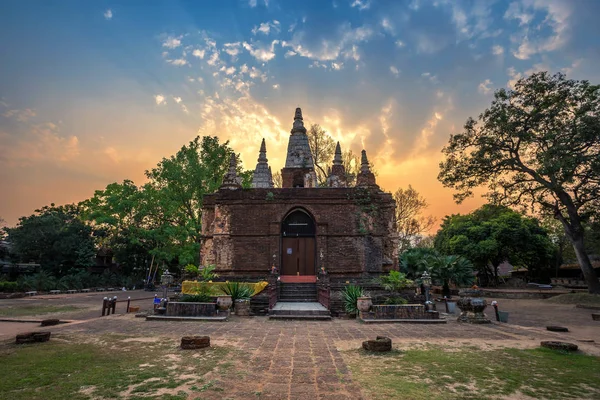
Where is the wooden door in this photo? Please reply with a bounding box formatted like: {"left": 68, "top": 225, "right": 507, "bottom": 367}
{"left": 281, "top": 237, "right": 315, "bottom": 275}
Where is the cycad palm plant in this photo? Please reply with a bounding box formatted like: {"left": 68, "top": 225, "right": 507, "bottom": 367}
{"left": 423, "top": 254, "right": 474, "bottom": 297}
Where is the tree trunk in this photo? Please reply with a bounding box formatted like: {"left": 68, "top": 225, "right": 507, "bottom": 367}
{"left": 570, "top": 236, "right": 600, "bottom": 294}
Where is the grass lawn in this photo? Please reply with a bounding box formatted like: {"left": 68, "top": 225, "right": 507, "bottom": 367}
{"left": 546, "top": 293, "right": 600, "bottom": 306}
{"left": 0, "top": 305, "right": 82, "bottom": 317}
{"left": 343, "top": 345, "right": 600, "bottom": 400}
{"left": 0, "top": 334, "right": 241, "bottom": 400}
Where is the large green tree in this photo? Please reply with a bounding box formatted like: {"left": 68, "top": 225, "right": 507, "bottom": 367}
{"left": 434, "top": 205, "right": 555, "bottom": 285}
{"left": 6, "top": 204, "right": 95, "bottom": 276}
{"left": 80, "top": 180, "right": 151, "bottom": 276}
{"left": 439, "top": 72, "right": 600, "bottom": 293}
{"left": 142, "top": 136, "right": 252, "bottom": 267}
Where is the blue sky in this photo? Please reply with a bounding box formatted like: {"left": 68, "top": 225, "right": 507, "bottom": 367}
{"left": 1, "top": 0, "right": 599, "bottom": 226}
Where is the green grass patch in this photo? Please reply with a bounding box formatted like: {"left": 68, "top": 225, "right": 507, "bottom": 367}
{"left": 343, "top": 345, "right": 600, "bottom": 400}
{"left": 546, "top": 293, "right": 600, "bottom": 306}
{"left": 0, "top": 305, "right": 82, "bottom": 317}
{"left": 0, "top": 334, "right": 241, "bottom": 400}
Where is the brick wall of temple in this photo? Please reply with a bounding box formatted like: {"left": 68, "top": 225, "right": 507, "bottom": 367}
{"left": 200, "top": 187, "right": 398, "bottom": 277}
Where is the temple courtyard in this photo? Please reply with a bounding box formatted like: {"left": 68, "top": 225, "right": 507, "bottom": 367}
{"left": 1, "top": 291, "right": 599, "bottom": 400}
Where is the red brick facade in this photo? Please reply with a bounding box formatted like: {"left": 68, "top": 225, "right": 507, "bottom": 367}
{"left": 200, "top": 187, "right": 398, "bottom": 278}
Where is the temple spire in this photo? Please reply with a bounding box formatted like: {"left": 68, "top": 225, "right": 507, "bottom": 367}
{"left": 326, "top": 141, "right": 347, "bottom": 187}
{"left": 220, "top": 153, "right": 242, "bottom": 190}
{"left": 252, "top": 138, "right": 274, "bottom": 188}
{"left": 333, "top": 142, "right": 343, "bottom": 165}
{"left": 356, "top": 149, "right": 377, "bottom": 187}
{"left": 290, "top": 107, "right": 307, "bottom": 135}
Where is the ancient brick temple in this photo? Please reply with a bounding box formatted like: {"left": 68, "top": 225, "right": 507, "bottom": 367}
{"left": 200, "top": 108, "right": 398, "bottom": 313}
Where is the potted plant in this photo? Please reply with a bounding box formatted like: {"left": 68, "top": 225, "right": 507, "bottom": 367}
{"left": 341, "top": 284, "right": 364, "bottom": 318}
{"left": 220, "top": 282, "right": 253, "bottom": 314}
{"left": 357, "top": 296, "right": 372, "bottom": 312}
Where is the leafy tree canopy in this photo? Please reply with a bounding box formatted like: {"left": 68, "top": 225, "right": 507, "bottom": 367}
{"left": 434, "top": 204, "right": 555, "bottom": 285}
{"left": 6, "top": 204, "right": 95, "bottom": 276}
{"left": 438, "top": 72, "right": 600, "bottom": 293}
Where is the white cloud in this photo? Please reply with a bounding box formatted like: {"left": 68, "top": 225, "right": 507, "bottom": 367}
{"left": 506, "top": 0, "right": 572, "bottom": 60}
{"left": 192, "top": 49, "right": 206, "bottom": 59}
{"left": 272, "top": 84, "right": 280, "bottom": 89}
{"left": 381, "top": 18, "right": 394, "bottom": 35}
{"left": 249, "top": 0, "right": 257, "bottom": 7}
{"left": 351, "top": 0, "right": 371, "bottom": 10}
{"left": 2, "top": 108, "right": 36, "bottom": 122}
{"left": 173, "top": 96, "right": 182, "bottom": 104}
{"left": 282, "top": 23, "right": 373, "bottom": 62}
{"left": 166, "top": 58, "right": 188, "bottom": 66}
{"left": 220, "top": 66, "right": 236, "bottom": 75}
{"left": 492, "top": 45, "right": 504, "bottom": 55}
{"left": 478, "top": 79, "right": 493, "bottom": 94}
{"left": 162, "top": 36, "right": 182, "bottom": 49}
{"left": 154, "top": 94, "right": 166, "bottom": 105}
{"left": 395, "top": 40, "right": 405, "bottom": 48}
{"left": 507, "top": 67, "right": 522, "bottom": 89}
{"left": 207, "top": 51, "right": 220, "bottom": 66}
{"left": 242, "top": 40, "right": 279, "bottom": 62}
{"left": 421, "top": 72, "right": 438, "bottom": 83}
{"left": 390, "top": 66, "right": 400, "bottom": 77}
{"left": 252, "top": 20, "right": 281, "bottom": 36}
{"left": 504, "top": 2, "right": 533, "bottom": 26}
{"left": 103, "top": 9, "right": 113, "bottom": 20}
{"left": 223, "top": 42, "right": 241, "bottom": 58}
{"left": 331, "top": 62, "right": 344, "bottom": 70}
{"left": 285, "top": 50, "right": 297, "bottom": 58}
{"left": 561, "top": 58, "right": 583, "bottom": 76}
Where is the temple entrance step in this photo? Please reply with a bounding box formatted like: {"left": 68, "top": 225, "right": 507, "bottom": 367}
{"left": 279, "top": 282, "right": 318, "bottom": 302}
{"left": 269, "top": 302, "right": 331, "bottom": 321}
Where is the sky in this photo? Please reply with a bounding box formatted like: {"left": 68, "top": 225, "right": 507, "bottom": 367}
{"left": 1, "top": 0, "right": 599, "bottom": 228}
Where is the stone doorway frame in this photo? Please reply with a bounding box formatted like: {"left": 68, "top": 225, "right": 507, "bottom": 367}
{"left": 280, "top": 208, "right": 317, "bottom": 277}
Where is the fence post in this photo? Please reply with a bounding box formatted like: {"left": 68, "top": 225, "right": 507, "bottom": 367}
{"left": 111, "top": 296, "right": 117, "bottom": 314}
{"left": 126, "top": 296, "right": 131, "bottom": 313}
{"left": 101, "top": 297, "right": 108, "bottom": 316}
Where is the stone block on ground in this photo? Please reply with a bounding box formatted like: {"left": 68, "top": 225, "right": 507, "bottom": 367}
{"left": 181, "top": 335, "right": 210, "bottom": 350}
{"left": 16, "top": 331, "right": 51, "bottom": 344}
{"left": 546, "top": 326, "right": 569, "bottom": 332}
{"left": 40, "top": 319, "right": 60, "bottom": 327}
{"left": 362, "top": 336, "right": 392, "bottom": 352}
{"left": 540, "top": 341, "right": 578, "bottom": 352}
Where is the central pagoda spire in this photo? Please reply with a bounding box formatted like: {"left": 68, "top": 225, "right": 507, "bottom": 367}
{"left": 282, "top": 107, "right": 317, "bottom": 187}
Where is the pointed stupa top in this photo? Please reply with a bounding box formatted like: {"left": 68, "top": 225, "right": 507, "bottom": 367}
{"left": 252, "top": 138, "right": 274, "bottom": 188}
{"left": 326, "top": 141, "right": 347, "bottom": 187}
{"left": 290, "top": 107, "right": 307, "bottom": 135}
{"left": 284, "top": 107, "right": 314, "bottom": 169}
{"left": 220, "top": 153, "right": 242, "bottom": 190}
{"left": 333, "top": 142, "right": 343, "bottom": 165}
{"left": 356, "top": 149, "right": 377, "bottom": 187}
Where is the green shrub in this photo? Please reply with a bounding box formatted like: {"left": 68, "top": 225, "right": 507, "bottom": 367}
{"left": 383, "top": 296, "right": 408, "bottom": 305}
{"left": 0, "top": 281, "right": 18, "bottom": 292}
{"left": 180, "top": 293, "right": 213, "bottom": 302}
{"left": 220, "top": 282, "right": 253, "bottom": 302}
{"left": 341, "top": 284, "right": 364, "bottom": 315}
{"left": 376, "top": 270, "right": 414, "bottom": 293}
{"left": 199, "top": 265, "right": 219, "bottom": 282}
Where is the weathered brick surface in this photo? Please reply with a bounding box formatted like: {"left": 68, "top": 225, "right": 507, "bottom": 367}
{"left": 201, "top": 187, "right": 398, "bottom": 277}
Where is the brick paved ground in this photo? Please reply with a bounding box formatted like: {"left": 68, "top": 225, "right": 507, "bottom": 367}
{"left": 2, "top": 293, "right": 599, "bottom": 399}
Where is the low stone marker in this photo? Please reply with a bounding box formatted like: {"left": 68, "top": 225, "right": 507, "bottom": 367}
{"left": 540, "top": 341, "right": 578, "bottom": 352}
{"left": 181, "top": 336, "right": 210, "bottom": 350}
{"left": 40, "top": 319, "right": 60, "bottom": 327}
{"left": 362, "top": 336, "right": 392, "bottom": 352}
{"left": 16, "top": 331, "right": 51, "bottom": 344}
{"left": 546, "top": 326, "right": 569, "bottom": 332}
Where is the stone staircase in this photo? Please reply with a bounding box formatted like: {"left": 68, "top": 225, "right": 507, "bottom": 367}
{"left": 269, "top": 302, "right": 331, "bottom": 320}
{"left": 269, "top": 282, "right": 331, "bottom": 320}
{"left": 278, "top": 282, "right": 318, "bottom": 302}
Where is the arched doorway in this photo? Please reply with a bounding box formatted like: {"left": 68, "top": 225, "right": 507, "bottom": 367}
{"left": 281, "top": 209, "right": 316, "bottom": 276}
